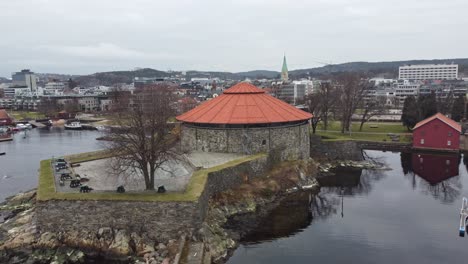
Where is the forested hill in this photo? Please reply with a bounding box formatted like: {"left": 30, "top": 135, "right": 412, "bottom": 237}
{"left": 74, "top": 68, "right": 170, "bottom": 86}
{"left": 289, "top": 58, "right": 468, "bottom": 78}
{"left": 33, "top": 58, "right": 468, "bottom": 86}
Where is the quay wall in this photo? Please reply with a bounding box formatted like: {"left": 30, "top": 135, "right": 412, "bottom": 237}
{"left": 310, "top": 135, "right": 414, "bottom": 161}
{"left": 310, "top": 135, "right": 364, "bottom": 161}
{"left": 36, "top": 156, "right": 270, "bottom": 242}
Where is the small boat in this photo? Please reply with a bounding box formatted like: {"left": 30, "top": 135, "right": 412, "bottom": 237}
{"left": 64, "top": 121, "right": 83, "bottom": 130}
{"left": 16, "top": 124, "right": 26, "bottom": 130}
{"left": 0, "top": 152, "right": 5, "bottom": 156}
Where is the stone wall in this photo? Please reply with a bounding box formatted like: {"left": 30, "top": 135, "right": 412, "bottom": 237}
{"left": 36, "top": 156, "right": 271, "bottom": 243}
{"left": 36, "top": 200, "right": 201, "bottom": 241}
{"left": 180, "top": 123, "right": 310, "bottom": 160}
{"left": 310, "top": 135, "right": 363, "bottom": 161}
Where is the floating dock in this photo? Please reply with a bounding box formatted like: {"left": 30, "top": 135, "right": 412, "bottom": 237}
{"left": 459, "top": 197, "right": 468, "bottom": 237}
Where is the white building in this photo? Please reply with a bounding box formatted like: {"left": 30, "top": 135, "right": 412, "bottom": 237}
{"left": 370, "top": 78, "right": 396, "bottom": 86}
{"left": 293, "top": 80, "right": 314, "bottom": 96}
{"left": 395, "top": 80, "right": 421, "bottom": 104}
{"left": 399, "top": 64, "right": 458, "bottom": 80}
{"left": 44, "top": 81, "right": 66, "bottom": 95}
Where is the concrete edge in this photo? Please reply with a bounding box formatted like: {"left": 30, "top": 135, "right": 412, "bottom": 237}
{"left": 173, "top": 234, "right": 186, "bottom": 264}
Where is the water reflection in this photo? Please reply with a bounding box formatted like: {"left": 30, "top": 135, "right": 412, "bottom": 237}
{"left": 401, "top": 152, "right": 462, "bottom": 203}
{"left": 233, "top": 163, "right": 389, "bottom": 244}
{"left": 229, "top": 151, "right": 468, "bottom": 264}
{"left": 239, "top": 191, "right": 314, "bottom": 244}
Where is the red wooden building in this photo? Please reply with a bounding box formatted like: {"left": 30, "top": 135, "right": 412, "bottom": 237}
{"left": 0, "top": 109, "right": 13, "bottom": 126}
{"left": 412, "top": 113, "right": 461, "bottom": 151}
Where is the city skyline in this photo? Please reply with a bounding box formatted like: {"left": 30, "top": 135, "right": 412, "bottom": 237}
{"left": 1, "top": 0, "right": 467, "bottom": 77}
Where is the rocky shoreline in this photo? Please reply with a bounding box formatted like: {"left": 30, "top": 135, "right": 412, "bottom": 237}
{"left": 0, "top": 190, "right": 177, "bottom": 264}
{"left": 198, "top": 159, "right": 321, "bottom": 263}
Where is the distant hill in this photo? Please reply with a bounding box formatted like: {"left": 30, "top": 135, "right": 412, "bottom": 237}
{"left": 75, "top": 68, "right": 170, "bottom": 86}
{"left": 45, "top": 58, "right": 468, "bottom": 87}
{"left": 234, "top": 70, "right": 279, "bottom": 79}
{"left": 290, "top": 58, "right": 468, "bottom": 78}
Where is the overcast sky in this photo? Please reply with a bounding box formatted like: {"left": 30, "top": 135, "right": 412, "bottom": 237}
{"left": 0, "top": 0, "right": 467, "bottom": 77}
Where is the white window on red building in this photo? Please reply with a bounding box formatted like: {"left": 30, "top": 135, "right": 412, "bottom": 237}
{"left": 421, "top": 139, "right": 425, "bottom": 144}
{"left": 448, "top": 140, "right": 451, "bottom": 146}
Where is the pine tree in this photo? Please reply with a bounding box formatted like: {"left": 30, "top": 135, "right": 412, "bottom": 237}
{"left": 451, "top": 95, "right": 465, "bottom": 122}
{"left": 401, "top": 96, "right": 419, "bottom": 131}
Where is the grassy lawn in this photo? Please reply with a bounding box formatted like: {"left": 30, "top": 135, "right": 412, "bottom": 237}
{"left": 317, "top": 121, "right": 408, "bottom": 134}
{"left": 66, "top": 150, "right": 113, "bottom": 164}
{"left": 9, "top": 111, "right": 46, "bottom": 120}
{"left": 37, "top": 151, "right": 267, "bottom": 202}
{"left": 316, "top": 130, "right": 412, "bottom": 143}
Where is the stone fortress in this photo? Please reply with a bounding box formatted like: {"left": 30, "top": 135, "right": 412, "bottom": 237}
{"left": 176, "top": 82, "right": 313, "bottom": 160}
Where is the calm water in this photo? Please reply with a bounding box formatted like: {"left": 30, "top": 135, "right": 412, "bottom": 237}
{"left": 228, "top": 150, "right": 468, "bottom": 264}
{"left": 0, "top": 128, "right": 101, "bottom": 202}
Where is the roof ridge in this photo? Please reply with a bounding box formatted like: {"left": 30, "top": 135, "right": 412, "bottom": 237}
{"left": 413, "top": 112, "right": 461, "bottom": 132}
{"left": 176, "top": 83, "right": 312, "bottom": 124}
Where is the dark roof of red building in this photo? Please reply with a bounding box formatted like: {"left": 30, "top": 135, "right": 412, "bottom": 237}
{"left": 176, "top": 82, "right": 312, "bottom": 124}
{"left": 413, "top": 113, "right": 461, "bottom": 132}
{"left": 0, "top": 109, "right": 10, "bottom": 120}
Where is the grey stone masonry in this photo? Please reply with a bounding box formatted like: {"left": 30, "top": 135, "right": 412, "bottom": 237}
{"left": 180, "top": 123, "right": 310, "bottom": 160}
{"left": 310, "top": 135, "right": 364, "bottom": 161}
{"left": 36, "top": 200, "right": 201, "bottom": 241}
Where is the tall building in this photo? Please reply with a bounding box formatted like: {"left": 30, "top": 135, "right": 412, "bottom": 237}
{"left": 281, "top": 55, "right": 289, "bottom": 81}
{"left": 12, "top": 69, "right": 38, "bottom": 91}
{"left": 399, "top": 64, "right": 458, "bottom": 80}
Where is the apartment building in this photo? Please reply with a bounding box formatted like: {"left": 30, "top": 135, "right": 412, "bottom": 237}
{"left": 399, "top": 64, "right": 458, "bottom": 80}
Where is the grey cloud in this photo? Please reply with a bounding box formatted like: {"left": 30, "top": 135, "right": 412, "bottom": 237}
{"left": 0, "top": 0, "right": 467, "bottom": 76}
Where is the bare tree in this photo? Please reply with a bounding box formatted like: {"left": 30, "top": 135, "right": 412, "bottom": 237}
{"left": 63, "top": 98, "right": 81, "bottom": 113}
{"left": 358, "top": 96, "right": 387, "bottom": 131}
{"left": 38, "top": 97, "right": 60, "bottom": 117}
{"left": 335, "top": 73, "right": 367, "bottom": 133}
{"left": 304, "top": 93, "right": 322, "bottom": 134}
{"left": 105, "top": 84, "right": 179, "bottom": 191}
{"left": 304, "top": 82, "right": 337, "bottom": 132}
{"left": 437, "top": 90, "right": 454, "bottom": 115}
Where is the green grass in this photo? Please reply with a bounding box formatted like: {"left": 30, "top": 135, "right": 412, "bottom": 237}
{"left": 67, "top": 150, "right": 113, "bottom": 164}
{"left": 317, "top": 131, "right": 412, "bottom": 143}
{"left": 37, "top": 159, "right": 56, "bottom": 200}
{"left": 317, "top": 121, "right": 408, "bottom": 134}
{"left": 10, "top": 111, "right": 46, "bottom": 120}
{"left": 37, "top": 151, "right": 267, "bottom": 202}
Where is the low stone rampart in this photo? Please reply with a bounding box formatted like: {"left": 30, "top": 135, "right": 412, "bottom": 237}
{"left": 36, "top": 155, "right": 270, "bottom": 242}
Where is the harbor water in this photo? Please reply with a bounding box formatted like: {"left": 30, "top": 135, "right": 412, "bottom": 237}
{"left": 0, "top": 128, "right": 101, "bottom": 202}
{"left": 2, "top": 130, "right": 468, "bottom": 263}
{"left": 228, "top": 150, "right": 468, "bottom": 264}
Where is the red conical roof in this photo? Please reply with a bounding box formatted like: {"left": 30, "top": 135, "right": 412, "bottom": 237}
{"left": 176, "top": 82, "right": 312, "bottom": 125}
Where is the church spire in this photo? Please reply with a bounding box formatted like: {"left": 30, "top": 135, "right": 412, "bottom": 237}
{"left": 281, "top": 54, "right": 289, "bottom": 81}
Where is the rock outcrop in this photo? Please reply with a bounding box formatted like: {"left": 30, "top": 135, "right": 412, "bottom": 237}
{"left": 0, "top": 190, "right": 178, "bottom": 264}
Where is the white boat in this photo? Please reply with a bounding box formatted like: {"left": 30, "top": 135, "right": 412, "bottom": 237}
{"left": 64, "top": 121, "right": 83, "bottom": 130}
{"left": 16, "top": 124, "right": 26, "bottom": 130}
